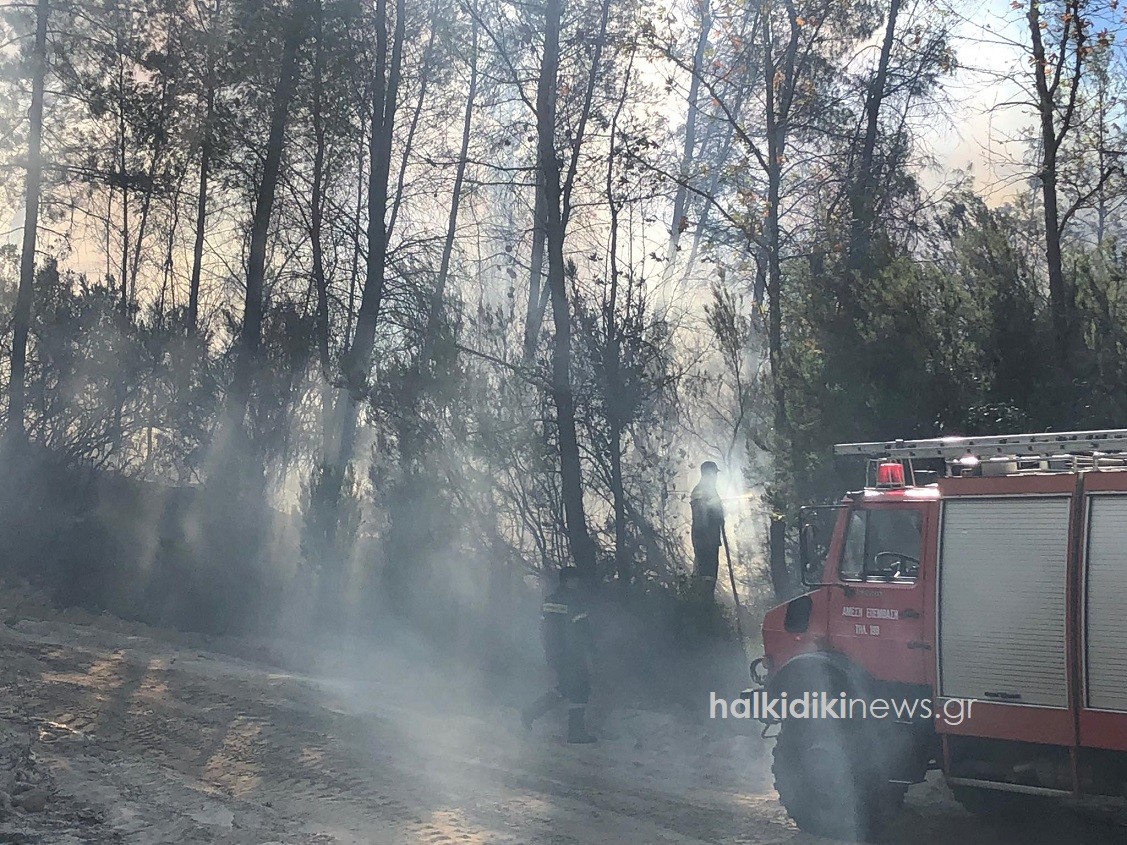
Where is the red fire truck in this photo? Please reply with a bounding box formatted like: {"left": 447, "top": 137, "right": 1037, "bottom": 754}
{"left": 750, "top": 430, "right": 1127, "bottom": 839}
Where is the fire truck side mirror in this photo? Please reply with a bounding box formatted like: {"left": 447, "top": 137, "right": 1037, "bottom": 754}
{"left": 799, "top": 523, "right": 817, "bottom": 586}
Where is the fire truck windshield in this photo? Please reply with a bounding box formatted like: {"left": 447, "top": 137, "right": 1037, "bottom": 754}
{"left": 840, "top": 508, "right": 923, "bottom": 582}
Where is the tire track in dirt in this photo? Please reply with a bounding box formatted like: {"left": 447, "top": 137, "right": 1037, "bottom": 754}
{"left": 3, "top": 623, "right": 509, "bottom": 843}
{"left": 7, "top": 605, "right": 1127, "bottom": 845}
{"left": 6, "top": 611, "right": 793, "bottom": 843}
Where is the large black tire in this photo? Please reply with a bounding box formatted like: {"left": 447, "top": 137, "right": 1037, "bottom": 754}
{"left": 772, "top": 718, "right": 905, "bottom": 841}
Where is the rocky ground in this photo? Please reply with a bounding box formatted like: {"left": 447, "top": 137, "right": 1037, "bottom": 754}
{"left": 0, "top": 585, "right": 1124, "bottom": 844}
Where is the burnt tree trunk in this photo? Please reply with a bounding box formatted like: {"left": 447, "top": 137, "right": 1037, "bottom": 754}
{"left": 117, "top": 49, "right": 130, "bottom": 313}
{"left": 334, "top": 0, "right": 405, "bottom": 473}
{"left": 189, "top": 0, "right": 221, "bottom": 332}
{"left": 9, "top": 0, "right": 49, "bottom": 444}
{"left": 665, "top": 0, "right": 710, "bottom": 270}
{"left": 605, "top": 59, "right": 634, "bottom": 587}
{"left": 536, "top": 0, "right": 596, "bottom": 578}
{"left": 521, "top": 186, "right": 549, "bottom": 364}
{"left": 188, "top": 104, "right": 211, "bottom": 331}
{"left": 310, "top": 0, "right": 332, "bottom": 437}
{"left": 387, "top": 0, "right": 439, "bottom": 243}
{"left": 419, "top": 17, "right": 479, "bottom": 370}
{"left": 1028, "top": 0, "right": 1082, "bottom": 363}
{"left": 227, "top": 0, "right": 307, "bottom": 431}
{"left": 847, "top": 0, "right": 901, "bottom": 276}
{"left": 762, "top": 3, "right": 801, "bottom": 602}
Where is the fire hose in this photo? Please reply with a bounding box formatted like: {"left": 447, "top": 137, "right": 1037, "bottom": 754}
{"left": 721, "top": 525, "right": 749, "bottom": 655}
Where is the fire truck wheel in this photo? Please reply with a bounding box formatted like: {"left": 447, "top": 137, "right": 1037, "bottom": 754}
{"left": 772, "top": 718, "right": 904, "bottom": 841}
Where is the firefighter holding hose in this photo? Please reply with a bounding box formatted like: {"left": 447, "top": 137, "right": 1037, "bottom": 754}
{"left": 691, "top": 461, "right": 726, "bottom": 596}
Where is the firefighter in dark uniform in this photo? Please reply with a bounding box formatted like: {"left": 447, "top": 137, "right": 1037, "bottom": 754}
{"left": 520, "top": 566, "right": 596, "bottom": 743}
{"left": 691, "top": 461, "right": 725, "bottom": 595}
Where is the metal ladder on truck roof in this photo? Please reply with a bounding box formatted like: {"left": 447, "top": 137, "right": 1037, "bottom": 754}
{"left": 834, "top": 429, "right": 1127, "bottom": 478}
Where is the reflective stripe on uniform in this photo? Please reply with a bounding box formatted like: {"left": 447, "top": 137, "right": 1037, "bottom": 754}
{"left": 542, "top": 602, "right": 569, "bottom": 613}
{"left": 571, "top": 612, "right": 589, "bottom": 622}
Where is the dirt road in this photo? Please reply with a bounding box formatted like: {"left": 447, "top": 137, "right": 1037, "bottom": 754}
{"left": 0, "top": 589, "right": 1122, "bottom": 845}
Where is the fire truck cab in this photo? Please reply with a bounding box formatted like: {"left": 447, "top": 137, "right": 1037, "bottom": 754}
{"left": 755, "top": 430, "right": 1127, "bottom": 840}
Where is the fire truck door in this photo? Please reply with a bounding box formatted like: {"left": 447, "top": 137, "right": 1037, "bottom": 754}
{"left": 827, "top": 506, "right": 929, "bottom": 684}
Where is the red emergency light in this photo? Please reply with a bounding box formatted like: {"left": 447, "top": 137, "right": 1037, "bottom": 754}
{"left": 876, "top": 461, "right": 906, "bottom": 487}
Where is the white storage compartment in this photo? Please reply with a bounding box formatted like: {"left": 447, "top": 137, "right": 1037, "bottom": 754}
{"left": 1085, "top": 495, "right": 1127, "bottom": 712}
{"left": 939, "top": 496, "right": 1071, "bottom": 708}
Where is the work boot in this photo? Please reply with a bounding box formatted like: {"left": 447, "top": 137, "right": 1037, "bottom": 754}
{"left": 567, "top": 706, "right": 597, "bottom": 744}
{"left": 521, "top": 691, "right": 561, "bottom": 731}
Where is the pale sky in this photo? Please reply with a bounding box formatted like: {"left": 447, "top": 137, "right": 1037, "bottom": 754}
{"left": 920, "top": 0, "right": 1036, "bottom": 201}
{"left": 925, "top": 0, "right": 1127, "bottom": 201}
